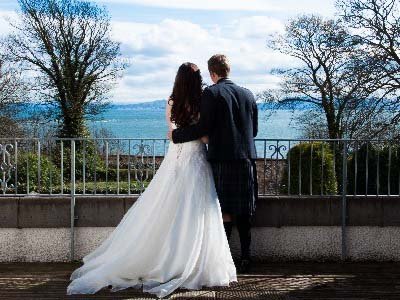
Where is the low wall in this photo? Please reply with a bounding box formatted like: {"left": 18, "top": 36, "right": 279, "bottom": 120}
{"left": 1, "top": 196, "right": 400, "bottom": 262}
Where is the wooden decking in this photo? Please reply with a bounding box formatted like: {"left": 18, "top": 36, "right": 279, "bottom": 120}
{"left": 0, "top": 262, "right": 399, "bottom": 299}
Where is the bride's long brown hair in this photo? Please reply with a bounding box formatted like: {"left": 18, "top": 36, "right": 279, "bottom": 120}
{"left": 169, "top": 62, "right": 203, "bottom": 128}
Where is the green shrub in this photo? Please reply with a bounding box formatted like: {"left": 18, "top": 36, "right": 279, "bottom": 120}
{"left": 5, "top": 139, "right": 159, "bottom": 194}
{"left": 347, "top": 143, "right": 400, "bottom": 195}
{"left": 52, "top": 140, "right": 106, "bottom": 182}
{"left": 15, "top": 152, "right": 60, "bottom": 193}
{"left": 280, "top": 142, "right": 337, "bottom": 195}
{"left": 49, "top": 181, "right": 149, "bottom": 194}
{"left": 95, "top": 167, "right": 157, "bottom": 182}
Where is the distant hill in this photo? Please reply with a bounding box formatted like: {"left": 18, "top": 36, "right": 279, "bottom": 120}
{"left": 112, "top": 99, "right": 313, "bottom": 110}
{"left": 112, "top": 100, "right": 166, "bottom": 110}
{"left": 20, "top": 99, "right": 313, "bottom": 114}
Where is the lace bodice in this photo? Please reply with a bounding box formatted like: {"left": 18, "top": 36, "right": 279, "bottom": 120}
{"left": 168, "top": 123, "right": 206, "bottom": 164}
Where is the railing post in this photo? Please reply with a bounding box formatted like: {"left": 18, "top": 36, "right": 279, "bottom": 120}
{"left": 61, "top": 141, "right": 64, "bottom": 193}
{"left": 14, "top": 140, "right": 18, "bottom": 195}
{"left": 341, "top": 140, "right": 348, "bottom": 261}
{"left": 37, "top": 141, "right": 41, "bottom": 194}
{"left": 70, "top": 140, "right": 76, "bottom": 261}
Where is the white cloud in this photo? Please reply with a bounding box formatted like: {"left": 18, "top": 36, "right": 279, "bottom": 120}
{"left": 110, "top": 16, "right": 295, "bottom": 102}
{"left": 98, "top": 0, "right": 335, "bottom": 15}
{"left": 0, "top": 7, "right": 296, "bottom": 103}
{"left": 0, "top": 10, "right": 17, "bottom": 36}
{"left": 230, "top": 16, "right": 285, "bottom": 39}
{"left": 112, "top": 19, "right": 210, "bottom": 57}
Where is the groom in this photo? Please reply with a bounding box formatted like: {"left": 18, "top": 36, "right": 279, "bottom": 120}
{"left": 168, "top": 54, "right": 258, "bottom": 273}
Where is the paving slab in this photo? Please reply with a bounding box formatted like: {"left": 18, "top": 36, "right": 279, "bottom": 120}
{"left": 0, "top": 262, "right": 399, "bottom": 299}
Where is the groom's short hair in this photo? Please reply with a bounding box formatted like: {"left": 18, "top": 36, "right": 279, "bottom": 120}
{"left": 208, "top": 54, "right": 230, "bottom": 77}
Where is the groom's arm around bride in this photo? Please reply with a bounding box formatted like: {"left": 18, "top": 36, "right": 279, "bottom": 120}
{"left": 170, "top": 60, "right": 258, "bottom": 162}
{"left": 171, "top": 87, "right": 216, "bottom": 144}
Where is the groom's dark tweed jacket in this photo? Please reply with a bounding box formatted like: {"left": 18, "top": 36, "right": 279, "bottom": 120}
{"left": 172, "top": 78, "right": 258, "bottom": 160}
{"left": 172, "top": 78, "right": 258, "bottom": 216}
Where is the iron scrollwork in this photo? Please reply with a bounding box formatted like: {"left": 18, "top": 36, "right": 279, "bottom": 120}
{"left": 130, "top": 142, "right": 158, "bottom": 193}
{"left": 0, "top": 144, "right": 15, "bottom": 194}
{"left": 269, "top": 144, "right": 287, "bottom": 160}
{"left": 264, "top": 143, "right": 288, "bottom": 194}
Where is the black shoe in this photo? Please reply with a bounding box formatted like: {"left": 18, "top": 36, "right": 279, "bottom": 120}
{"left": 238, "top": 258, "right": 252, "bottom": 274}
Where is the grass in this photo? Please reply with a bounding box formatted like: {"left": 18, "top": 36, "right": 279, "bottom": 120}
{"left": 8, "top": 181, "right": 150, "bottom": 194}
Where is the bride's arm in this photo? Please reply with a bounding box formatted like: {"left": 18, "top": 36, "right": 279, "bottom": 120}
{"left": 166, "top": 98, "right": 173, "bottom": 130}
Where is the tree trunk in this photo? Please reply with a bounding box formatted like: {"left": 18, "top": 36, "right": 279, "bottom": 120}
{"left": 59, "top": 108, "right": 89, "bottom": 138}
{"left": 326, "top": 111, "right": 340, "bottom": 140}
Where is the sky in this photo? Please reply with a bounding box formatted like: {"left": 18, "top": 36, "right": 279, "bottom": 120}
{"left": 0, "top": 0, "right": 336, "bottom": 103}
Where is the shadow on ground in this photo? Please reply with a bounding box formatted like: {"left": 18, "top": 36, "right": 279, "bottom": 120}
{"left": 0, "top": 262, "right": 399, "bottom": 299}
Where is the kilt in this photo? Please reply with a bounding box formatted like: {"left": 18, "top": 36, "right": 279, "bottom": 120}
{"left": 210, "top": 159, "right": 258, "bottom": 216}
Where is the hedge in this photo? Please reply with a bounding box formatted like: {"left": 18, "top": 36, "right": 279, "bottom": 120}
{"left": 280, "top": 142, "right": 337, "bottom": 195}
{"left": 347, "top": 142, "right": 400, "bottom": 195}
{"left": 10, "top": 151, "right": 153, "bottom": 194}
{"left": 15, "top": 152, "right": 60, "bottom": 193}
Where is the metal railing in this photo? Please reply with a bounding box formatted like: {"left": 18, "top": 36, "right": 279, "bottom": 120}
{"left": 1, "top": 137, "right": 400, "bottom": 260}
{"left": 0, "top": 138, "right": 169, "bottom": 196}
{"left": 1, "top": 137, "right": 400, "bottom": 197}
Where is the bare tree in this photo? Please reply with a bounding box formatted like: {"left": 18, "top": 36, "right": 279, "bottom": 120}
{"left": 0, "top": 58, "right": 24, "bottom": 113}
{"left": 6, "top": 0, "right": 126, "bottom": 138}
{"left": 337, "top": 0, "right": 400, "bottom": 135}
{"left": 264, "top": 15, "right": 395, "bottom": 140}
{"left": 0, "top": 54, "right": 28, "bottom": 138}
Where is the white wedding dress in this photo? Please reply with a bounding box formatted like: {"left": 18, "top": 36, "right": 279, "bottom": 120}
{"left": 66, "top": 128, "right": 237, "bottom": 298}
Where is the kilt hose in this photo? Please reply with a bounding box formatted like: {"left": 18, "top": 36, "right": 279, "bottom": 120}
{"left": 210, "top": 159, "right": 258, "bottom": 217}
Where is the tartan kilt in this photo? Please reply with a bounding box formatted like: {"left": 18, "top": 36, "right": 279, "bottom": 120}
{"left": 210, "top": 159, "right": 258, "bottom": 216}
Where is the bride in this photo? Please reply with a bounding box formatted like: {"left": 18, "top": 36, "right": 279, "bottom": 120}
{"left": 66, "top": 62, "right": 237, "bottom": 298}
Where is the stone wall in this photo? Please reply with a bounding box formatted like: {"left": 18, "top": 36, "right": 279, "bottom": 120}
{"left": 1, "top": 196, "right": 400, "bottom": 262}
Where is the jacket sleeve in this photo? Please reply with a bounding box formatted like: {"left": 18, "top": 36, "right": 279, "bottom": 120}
{"left": 252, "top": 98, "right": 258, "bottom": 137}
{"left": 172, "top": 88, "right": 216, "bottom": 144}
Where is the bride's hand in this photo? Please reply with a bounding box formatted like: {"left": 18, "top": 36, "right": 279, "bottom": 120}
{"left": 201, "top": 136, "right": 209, "bottom": 144}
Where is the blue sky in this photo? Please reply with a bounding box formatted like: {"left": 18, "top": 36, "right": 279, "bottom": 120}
{"left": 0, "top": 0, "right": 336, "bottom": 103}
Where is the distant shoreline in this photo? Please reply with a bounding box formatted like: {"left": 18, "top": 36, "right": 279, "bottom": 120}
{"left": 109, "top": 100, "right": 313, "bottom": 111}
{"left": 87, "top": 105, "right": 302, "bottom": 141}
